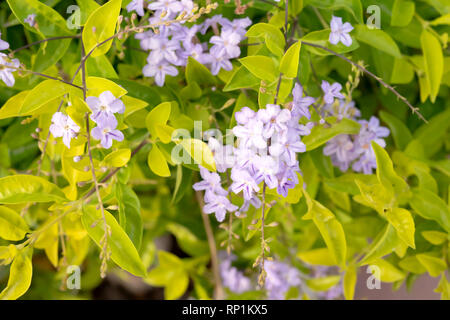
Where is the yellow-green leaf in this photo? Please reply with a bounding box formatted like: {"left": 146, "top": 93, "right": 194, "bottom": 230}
{"left": 343, "top": 265, "right": 357, "bottom": 300}
{"left": 103, "top": 148, "right": 131, "bottom": 167}
{"left": 421, "top": 231, "right": 448, "bottom": 245}
{"left": 145, "top": 102, "right": 171, "bottom": 139}
{"left": 416, "top": 253, "right": 447, "bottom": 277}
{"left": 421, "top": 29, "right": 444, "bottom": 103}
{"left": 386, "top": 208, "right": 415, "bottom": 249}
{"left": 0, "top": 248, "right": 33, "bottom": 300}
{"left": 280, "top": 41, "right": 301, "bottom": 78}
{"left": 178, "top": 138, "right": 216, "bottom": 172}
{"left": 0, "top": 206, "right": 29, "bottom": 241}
{"left": 297, "top": 248, "right": 335, "bottom": 266}
{"left": 20, "top": 80, "right": 71, "bottom": 115}
{"left": 239, "top": 56, "right": 278, "bottom": 82}
{"left": 82, "top": 0, "right": 122, "bottom": 57}
{"left": 148, "top": 144, "right": 171, "bottom": 177}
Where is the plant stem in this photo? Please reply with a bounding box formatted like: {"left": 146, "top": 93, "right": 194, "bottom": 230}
{"left": 195, "top": 189, "right": 224, "bottom": 300}
{"left": 10, "top": 35, "right": 81, "bottom": 55}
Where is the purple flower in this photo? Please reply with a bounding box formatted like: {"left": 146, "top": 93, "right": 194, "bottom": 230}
{"left": 148, "top": 0, "right": 183, "bottom": 17}
{"left": 265, "top": 260, "right": 302, "bottom": 300}
{"left": 210, "top": 29, "right": 241, "bottom": 59}
{"left": 219, "top": 253, "right": 252, "bottom": 294}
{"left": 233, "top": 118, "right": 267, "bottom": 150}
{"left": 147, "top": 37, "right": 180, "bottom": 65}
{"left": 323, "top": 134, "right": 356, "bottom": 172}
{"left": 257, "top": 104, "right": 291, "bottom": 139}
{"left": 253, "top": 156, "right": 279, "bottom": 189}
{"left": 0, "top": 33, "right": 9, "bottom": 51}
{"left": 270, "top": 135, "right": 306, "bottom": 166}
{"left": 324, "top": 99, "right": 361, "bottom": 120}
{"left": 0, "top": 53, "right": 19, "bottom": 87}
{"left": 91, "top": 119, "right": 124, "bottom": 149}
{"left": 127, "top": 0, "right": 146, "bottom": 16}
{"left": 235, "top": 107, "right": 256, "bottom": 125}
{"left": 203, "top": 193, "right": 238, "bottom": 222}
{"left": 329, "top": 16, "right": 353, "bottom": 47}
{"left": 49, "top": 112, "right": 80, "bottom": 148}
{"left": 321, "top": 80, "right": 345, "bottom": 104}
{"left": 291, "top": 83, "right": 315, "bottom": 120}
{"left": 200, "top": 15, "right": 228, "bottom": 34}
{"left": 221, "top": 17, "right": 252, "bottom": 37}
{"left": 209, "top": 53, "right": 233, "bottom": 75}
{"left": 143, "top": 60, "right": 178, "bottom": 86}
{"left": 239, "top": 195, "right": 262, "bottom": 214}
{"left": 24, "top": 14, "right": 36, "bottom": 27}
{"left": 86, "top": 91, "right": 125, "bottom": 126}
{"left": 192, "top": 167, "right": 228, "bottom": 197}
{"left": 207, "top": 138, "right": 235, "bottom": 173}
{"left": 230, "top": 169, "right": 260, "bottom": 201}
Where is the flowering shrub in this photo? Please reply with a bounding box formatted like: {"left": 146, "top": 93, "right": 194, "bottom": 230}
{"left": 0, "top": 0, "right": 449, "bottom": 300}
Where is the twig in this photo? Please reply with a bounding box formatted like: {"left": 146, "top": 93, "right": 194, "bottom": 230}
{"left": 10, "top": 35, "right": 81, "bottom": 55}
{"left": 195, "top": 189, "right": 224, "bottom": 300}
{"left": 300, "top": 41, "right": 428, "bottom": 123}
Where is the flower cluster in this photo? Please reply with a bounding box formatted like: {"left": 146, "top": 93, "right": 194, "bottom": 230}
{"left": 219, "top": 252, "right": 252, "bottom": 294}
{"left": 193, "top": 83, "right": 314, "bottom": 222}
{"left": 128, "top": 0, "right": 250, "bottom": 86}
{"left": 0, "top": 33, "right": 19, "bottom": 88}
{"left": 86, "top": 91, "right": 125, "bottom": 149}
{"left": 49, "top": 112, "right": 80, "bottom": 148}
{"left": 323, "top": 99, "right": 390, "bottom": 174}
{"left": 264, "top": 260, "right": 302, "bottom": 300}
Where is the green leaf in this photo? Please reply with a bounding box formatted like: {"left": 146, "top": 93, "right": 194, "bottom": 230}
{"left": 307, "top": 276, "right": 341, "bottom": 291}
{"left": 391, "top": 0, "right": 415, "bottom": 27}
{"left": 386, "top": 208, "right": 415, "bottom": 249}
{"left": 390, "top": 57, "right": 414, "bottom": 84}
{"left": 0, "top": 206, "right": 29, "bottom": 241}
{"left": 430, "top": 13, "right": 450, "bottom": 26}
{"left": 416, "top": 253, "right": 447, "bottom": 277}
{"left": 368, "top": 258, "right": 406, "bottom": 282}
{"left": 0, "top": 248, "right": 33, "bottom": 300}
{"left": 343, "top": 265, "right": 357, "bottom": 300}
{"left": 303, "top": 117, "right": 360, "bottom": 151}
{"left": 303, "top": 0, "right": 363, "bottom": 23}
{"left": 145, "top": 102, "right": 171, "bottom": 139}
{"left": 379, "top": 111, "right": 412, "bottom": 150}
{"left": 355, "top": 25, "right": 402, "bottom": 58}
{"left": 246, "top": 23, "right": 285, "bottom": 57}
{"left": 297, "top": 248, "right": 335, "bottom": 266}
{"left": 7, "top": 0, "right": 72, "bottom": 36}
{"left": 302, "top": 29, "right": 359, "bottom": 56}
{"left": 178, "top": 138, "right": 216, "bottom": 172}
{"left": 223, "top": 66, "right": 260, "bottom": 92}
{"left": 123, "top": 96, "right": 149, "bottom": 118}
{"left": 167, "top": 223, "right": 208, "bottom": 257}
{"left": 103, "top": 148, "right": 131, "bottom": 168}
{"left": 372, "top": 141, "right": 410, "bottom": 201}
{"left": 410, "top": 188, "right": 450, "bottom": 232}
{"left": 0, "top": 91, "right": 29, "bottom": 120}
{"left": 116, "top": 184, "right": 143, "bottom": 250}
{"left": 421, "top": 231, "right": 448, "bottom": 245}
{"left": 20, "top": 80, "right": 72, "bottom": 115}
{"left": 82, "top": 0, "right": 122, "bottom": 57}
{"left": 359, "top": 224, "right": 399, "bottom": 265}
{"left": 421, "top": 29, "right": 444, "bottom": 102}
{"left": 185, "top": 57, "right": 216, "bottom": 86}
{"left": 82, "top": 205, "right": 147, "bottom": 277}
{"left": 87, "top": 55, "right": 119, "bottom": 79}
{"left": 279, "top": 41, "right": 301, "bottom": 78}
{"left": 148, "top": 144, "right": 171, "bottom": 177}
{"left": 86, "top": 77, "right": 128, "bottom": 98}
{"left": 304, "top": 193, "right": 347, "bottom": 267}
{"left": 414, "top": 108, "right": 450, "bottom": 158}
{"left": 0, "top": 175, "right": 67, "bottom": 204}
{"left": 398, "top": 256, "right": 427, "bottom": 274}
{"left": 76, "top": 0, "right": 100, "bottom": 25}
{"left": 34, "top": 38, "right": 72, "bottom": 73}
{"left": 238, "top": 56, "right": 278, "bottom": 82}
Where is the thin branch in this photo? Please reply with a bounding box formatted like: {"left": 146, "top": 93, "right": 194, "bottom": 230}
{"left": 195, "top": 189, "right": 224, "bottom": 300}
{"left": 10, "top": 35, "right": 81, "bottom": 55}
{"left": 300, "top": 41, "right": 428, "bottom": 123}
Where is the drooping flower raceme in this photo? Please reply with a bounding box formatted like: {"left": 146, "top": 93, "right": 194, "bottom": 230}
{"left": 264, "top": 260, "right": 302, "bottom": 300}
{"left": 49, "top": 112, "right": 80, "bottom": 148}
{"left": 219, "top": 252, "right": 252, "bottom": 295}
{"left": 131, "top": 1, "right": 251, "bottom": 86}
{"left": 329, "top": 15, "right": 353, "bottom": 47}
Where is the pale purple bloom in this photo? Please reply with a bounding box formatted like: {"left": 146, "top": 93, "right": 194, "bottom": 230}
{"left": 233, "top": 119, "right": 267, "bottom": 150}
{"left": 321, "top": 80, "right": 345, "bottom": 104}
{"left": 207, "top": 138, "right": 235, "bottom": 173}
{"left": 200, "top": 15, "right": 228, "bottom": 34}
{"left": 239, "top": 195, "right": 262, "bottom": 214}
{"left": 143, "top": 60, "right": 178, "bottom": 86}
{"left": 86, "top": 91, "right": 125, "bottom": 126}
{"left": 193, "top": 167, "right": 228, "bottom": 197}
{"left": 148, "top": 0, "right": 183, "bottom": 17}
{"left": 324, "top": 134, "right": 356, "bottom": 172}
{"left": 0, "top": 33, "right": 9, "bottom": 51}
{"left": 230, "top": 169, "right": 260, "bottom": 201}
{"left": 135, "top": 30, "right": 155, "bottom": 51}
{"left": 127, "top": 0, "right": 146, "bottom": 16}
{"left": 235, "top": 107, "right": 256, "bottom": 125}
{"left": 253, "top": 156, "right": 279, "bottom": 189}
{"left": 210, "top": 29, "right": 241, "bottom": 59}
{"left": 49, "top": 112, "right": 80, "bottom": 148}
{"left": 324, "top": 99, "right": 361, "bottom": 120}
{"left": 270, "top": 135, "right": 306, "bottom": 166}
{"left": 221, "top": 17, "right": 252, "bottom": 36}
{"left": 329, "top": 16, "right": 353, "bottom": 47}
{"left": 0, "top": 53, "right": 19, "bottom": 87}
{"left": 24, "top": 14, "right": 36, "bottom": 27}
{"left": 147, "top": 37, "right": 180, "bottom": 65}
{"left": 219, "top": 253, "right": 252, "bottom": 294}
{"left": 91, "top": 119, "right": 124, "bottom": 149}
{"left": 265, "top": 260, "right": 302, "bottom": 300}
{"left": 257, "top": 104, "right": 291, "bottom": 139}
{"left": 291, "top": 83, "right": 315, "bottom": 120}
{"left": 203, "top": 193, "right": 238, "bottom": 222}
{"left": 209, "top": 53, "right": 233, "bottom": 75}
